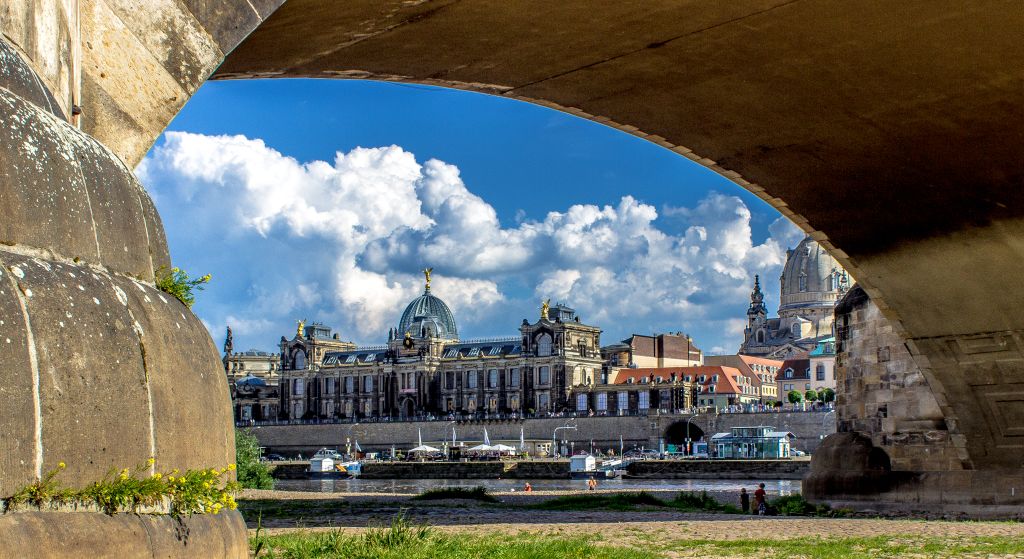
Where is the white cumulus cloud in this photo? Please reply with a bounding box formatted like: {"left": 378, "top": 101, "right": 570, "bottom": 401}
{"left": 139, "top": 132, "right": 804, "bottom": 354}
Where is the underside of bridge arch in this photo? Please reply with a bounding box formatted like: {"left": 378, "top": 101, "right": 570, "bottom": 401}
{"left": 3, "top": 0, "right": 1023, "bottom": 532}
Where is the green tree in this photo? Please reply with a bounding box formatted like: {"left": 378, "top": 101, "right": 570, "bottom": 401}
{"left": 805, "top": 389, "right": 818, "bottom": 403}
{"left": 787, "top": 390, "right": 803, "bottom": 404}
{"left": 821, "top": 388, "right": 836, "bottom": 403}
{"left": 235, "top": 429, "right": 274, "bottom": 490}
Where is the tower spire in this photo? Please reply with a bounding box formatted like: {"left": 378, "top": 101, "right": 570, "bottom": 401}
{"left": 748, "top": 275, "right": 766, "bottom": 315}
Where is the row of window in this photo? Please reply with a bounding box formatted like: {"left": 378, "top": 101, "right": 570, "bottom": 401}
{"left": 290, "top": 366, "right": 558, "bottom": 397}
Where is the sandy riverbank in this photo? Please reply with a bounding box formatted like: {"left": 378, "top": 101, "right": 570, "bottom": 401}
{"left": 239, "top": 488, "right": 1024, "bottom": 537}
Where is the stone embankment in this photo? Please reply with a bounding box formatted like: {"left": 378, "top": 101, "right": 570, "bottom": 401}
{"left": 271, "top": 458, "right": 808, "bottom": 480}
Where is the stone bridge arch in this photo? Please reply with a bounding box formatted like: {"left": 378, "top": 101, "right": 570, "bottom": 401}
{"left": 4, "top": 2, "right": 1024, "bottom": 552}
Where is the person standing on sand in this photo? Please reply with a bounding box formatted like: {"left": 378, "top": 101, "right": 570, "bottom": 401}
{"left": 753, "top": 483, "right": 767, "bottom": 515}
{"left": 740, "top": 487, "right": 750, "bottom": 514}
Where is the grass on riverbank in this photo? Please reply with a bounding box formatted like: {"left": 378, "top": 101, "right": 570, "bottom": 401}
{"left": 251, "top": 515, "right": 1024, "bottom": 559}
{"left": 251, "top": 515, "right": 646, "bottom": 559}
{"left": 410, "top": 486, "right": 497, "bottom": 503}
{"left": 656, "top": 536, "right": 1024, "bottom": 559}
{"left": 531, "top": 491, "right": 743, "bottom": 513}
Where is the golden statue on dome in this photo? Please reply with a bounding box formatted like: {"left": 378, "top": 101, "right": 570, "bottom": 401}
{"left": 423, "top": 267, "right": 433, "bottom": 291}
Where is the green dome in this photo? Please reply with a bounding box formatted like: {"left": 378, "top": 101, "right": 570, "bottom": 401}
{"left": 398, "top": 287, "right": 458, "bottom": 340}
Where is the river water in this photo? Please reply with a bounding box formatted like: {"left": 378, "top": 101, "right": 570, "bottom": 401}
{"left": 274, "top": 477, "right": 800, "bottom": 499}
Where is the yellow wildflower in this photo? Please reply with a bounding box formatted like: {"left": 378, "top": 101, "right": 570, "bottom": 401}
{"left": 152, "top": 473, "right": 162, "bottom": 480}
{"left": 203, "top": 481, "right": 211, "bottom": 489}
{"left": 147, "top": 457, "right": 155, "bottom": 466}
{"left": 119, "top": 473, "right": 129, "bottom": 481}
{"left": 171, "top": 469, "right": 179, "bottom": 475}
{"left": 168, "top": 476, "right": 175, "bottom": 482}
{"left": 227, "top": 464, "right": 236, "bottom": 471}
{"left": 58, "top": 461, "right": 66, "bottom": 469}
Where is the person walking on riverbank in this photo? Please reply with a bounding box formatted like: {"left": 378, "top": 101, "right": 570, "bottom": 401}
{"left": 740, "top": 487, "right": 750, "bottom": 514}
{"left": 754, "top": 483, "right": 767, "bottom": 515}
{"left": 587, "top": 477, "right": 597, "bottom": 491}
{"left": 524, "top": 482, "right": 533, "bottom": 492}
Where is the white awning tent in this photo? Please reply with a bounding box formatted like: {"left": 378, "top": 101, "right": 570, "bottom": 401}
{"left": 409, "top": 445, "right": 441, "bottom": 453}
{"left": 466, "top": 444, "right": 494, "bottom": 452}
{"left": 490, "top": 444, "right": 517, "bottom": 453}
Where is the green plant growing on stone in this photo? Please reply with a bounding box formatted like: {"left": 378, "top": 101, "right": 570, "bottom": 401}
{"left": 5, "top": 458, "right": 240, "bottom": 515}
{"left": 236, "top": 428, "right": 274, "bottom": 490}
{"left": 787, "top": 390, "right": 803, "bottom": 404}
{"left": 155, "top": 266, "right": 211, "bottom": 308}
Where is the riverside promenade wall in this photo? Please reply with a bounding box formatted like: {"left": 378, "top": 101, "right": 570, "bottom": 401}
{"left": 248, "top": 411, "right": 835, "bottom": 457}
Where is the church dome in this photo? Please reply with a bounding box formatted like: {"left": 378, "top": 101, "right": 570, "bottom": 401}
{"left": 398, "top": 287, "right": 458, "bottom": 340}
{"left": 779, "top": 236, "right": 850, "bottom": 314}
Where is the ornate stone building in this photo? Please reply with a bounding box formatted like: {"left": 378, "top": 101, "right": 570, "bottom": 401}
{"left": 740, "top": 236, "right": 851, "bottom": 358}
{"left": 222, "top": 326, "right": 282, "bottom": 422}
{"left": 277, "top": 271, "right": 604, "bottom": 420}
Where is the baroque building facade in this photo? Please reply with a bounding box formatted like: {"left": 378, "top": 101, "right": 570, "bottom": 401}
{"left": 277, "top": 271, "right": 604, "bottom": 420}
{"left": 740, "top": 236, "right": 851, "bottom": 358}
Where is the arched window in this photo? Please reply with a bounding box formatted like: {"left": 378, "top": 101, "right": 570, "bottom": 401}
{"left": 792, "top": 323, "right": 801, "bottom": 336}
{"left": 537, "top": 333, "right": 553, "bottom": 356}
{"left": 756, "top": 330, "right": 765, "bottom": 343}
{"left": 816, "top": 363, "right": 826, "bottom": 381}
{"left": 784, "top": 368, "right": 794, "bottom": 379}
{"left": 293, "top": 349, "right": 307, "bottom": 370}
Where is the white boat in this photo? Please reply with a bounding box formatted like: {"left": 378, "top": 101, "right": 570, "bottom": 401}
{"left": 337, "top": 460, "right": 362, "bottom": 477}
{"left": 309, "top": 456, "right": 334, "bottom": 473}
{"left": 309, "top": 448, "right": 343, "bottom": 476}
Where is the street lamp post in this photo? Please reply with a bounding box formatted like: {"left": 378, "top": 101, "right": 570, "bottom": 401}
{"left": 683, "top": 414, "right": 698, "bottom": 456}
{"left": 446, "top": 420, "right": 456, "bottom": 459}
{"left": 552, "top": 420, "right": 577, "bottom": 458}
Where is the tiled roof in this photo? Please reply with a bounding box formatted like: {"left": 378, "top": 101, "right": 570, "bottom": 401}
{"left": 617, "top": 366, "right": 749, "bottom": 395}
{"left": 779, "top": 358, "right": 810, "bottom": 379}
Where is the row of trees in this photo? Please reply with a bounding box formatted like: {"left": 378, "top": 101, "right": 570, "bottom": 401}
{"left": 787, "top": 388, "right": 835, "bottom": 405}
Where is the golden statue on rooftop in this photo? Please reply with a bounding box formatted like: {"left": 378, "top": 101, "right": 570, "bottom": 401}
{"left": 296, "top": 319, "right": 305, "bottom": 338}
{"left": 541, "top": 298, "right": 550, "bottom": 320}
{"left": 423, "top": 267, "right": 433, "bottom": 291}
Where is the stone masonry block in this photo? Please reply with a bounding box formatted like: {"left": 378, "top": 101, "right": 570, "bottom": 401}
{"left": 0, "top": 251, "right": 152, "bottom": 485}
{"left": 121, "top": 279, "right": 235, "bottom": 474}
{"left": 0, "top": 261, "right": 38, "bottom": 497}
{"left": 100, "top": 0, "right": 224, "bottom": 93}
{"left": 0, "top": 88, "right": 100, "bottom": 263}
{"left": 0, "top": 37, "right": 66, "bottom": 120}
{"left": 0, "top": 84, "right": 169, "bottom": 280}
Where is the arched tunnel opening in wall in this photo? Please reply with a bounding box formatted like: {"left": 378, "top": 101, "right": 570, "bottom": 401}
{"left": 3, "top": 4, "right": 1024, "bottom": 555}
{"left": 665, "top": 421, "right": 705, "bottom": 448}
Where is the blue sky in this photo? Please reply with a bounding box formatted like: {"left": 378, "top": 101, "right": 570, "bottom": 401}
{"left": 138, "top": 79, "right": 803, "bottom": 354}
